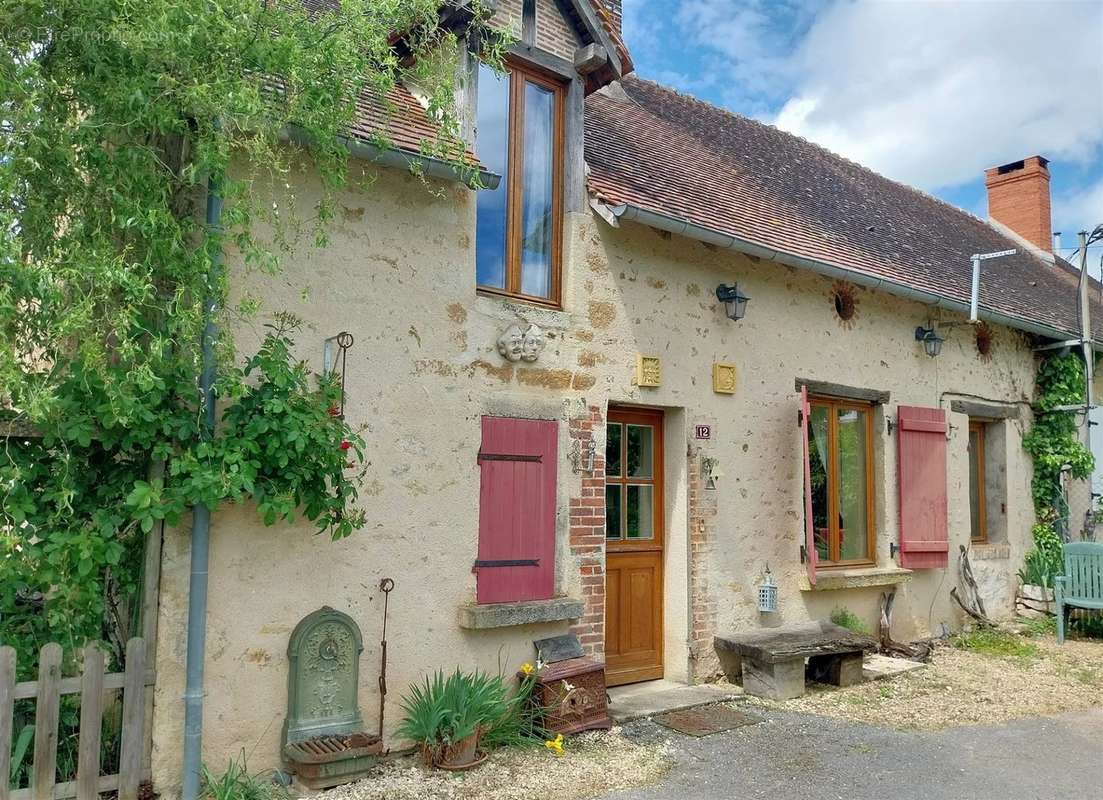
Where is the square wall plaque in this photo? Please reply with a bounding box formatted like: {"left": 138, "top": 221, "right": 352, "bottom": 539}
{"left": 713, "top": 363, "right": 737, "bottom": 394}
{"left": 636, "top": 355, "right": 661, "bottom": 388}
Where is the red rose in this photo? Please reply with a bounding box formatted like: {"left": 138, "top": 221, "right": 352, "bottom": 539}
{"left": 339, "top": 440, "right": 351, "bottom": 451}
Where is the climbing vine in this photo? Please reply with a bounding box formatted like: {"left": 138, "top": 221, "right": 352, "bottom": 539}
{"left": 1022, "top": 352, "right": 1095, "bottom": 517}
{"left": 0, "top": 0, "right": 505, "bottom": 674}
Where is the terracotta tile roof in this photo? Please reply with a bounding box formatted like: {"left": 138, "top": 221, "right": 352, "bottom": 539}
{"left": 585, "top": 75, "right": 1099, "bottom": 340}
{"left": 349, "top": 83, "right": 480, "bottom": 167}
{"left": 588, "top": 0, "right": 633, "bottom": 75}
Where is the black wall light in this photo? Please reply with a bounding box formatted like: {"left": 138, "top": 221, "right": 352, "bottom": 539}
{"left": 915, "top": 325, "right": 943, "bottom": 358}
{"left": 716, "top": 283, "right": 750, "bottom": 321}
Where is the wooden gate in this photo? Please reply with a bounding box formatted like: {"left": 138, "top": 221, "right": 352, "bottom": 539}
{"left": 0, "top": 639, "right": 155, "bottom": 800}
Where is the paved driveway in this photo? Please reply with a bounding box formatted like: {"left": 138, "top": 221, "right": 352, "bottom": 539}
{"left": 603, "top": 706, "right": 1103, "bottom": 800}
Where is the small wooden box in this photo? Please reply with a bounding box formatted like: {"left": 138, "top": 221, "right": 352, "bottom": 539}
{"left": 526, "top": 657, "right": 612, "bottom": 736}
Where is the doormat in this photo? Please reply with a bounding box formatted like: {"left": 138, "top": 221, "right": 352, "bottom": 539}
{"left": 654, "top": 704, "right": 759, "bottom": 737}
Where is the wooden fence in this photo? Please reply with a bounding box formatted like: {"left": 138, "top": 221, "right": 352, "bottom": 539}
{"left": 0, "top": 638, "right": 155, "bottom": 800}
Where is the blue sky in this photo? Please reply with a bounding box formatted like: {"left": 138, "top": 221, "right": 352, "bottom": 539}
{"left": 621, "top": 0, "right": 1103, "bottom": 264}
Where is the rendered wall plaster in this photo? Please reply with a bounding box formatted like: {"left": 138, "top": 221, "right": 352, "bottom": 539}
{"left": 150, "top": 158, "right": 1038, "bottom": 793}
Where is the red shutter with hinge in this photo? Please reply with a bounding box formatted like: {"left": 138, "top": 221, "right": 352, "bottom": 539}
{"left": 800, "top": 386, "right": 818, "bottom": 585}
{"left": 897, "top": 405, "right": 949, "bottom": 569}
{"left": 476, "top": 416, "right": 557, "bottom": 604}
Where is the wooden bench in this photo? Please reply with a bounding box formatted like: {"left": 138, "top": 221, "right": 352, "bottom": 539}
{"left": 1056, "top": 541, "right": 1103, "bottom": 644}
{"left": 714, "top": 621, "right": 876, "bottom": 700}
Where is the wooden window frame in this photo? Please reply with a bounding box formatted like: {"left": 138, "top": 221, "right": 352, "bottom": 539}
{"left": 605, "top": 408, "right": 665, "bottom": 553}
{"left": 809, "top": 395, "right": 876, "bottom": 567}
{"left": 969, "top": 420, "right": 988, "bottom": 544}
{"left": 476, "top": 59, "right": 565, "bottom": 309}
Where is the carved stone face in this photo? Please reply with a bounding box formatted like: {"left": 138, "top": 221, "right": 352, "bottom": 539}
{"left": 497, "top": 324, "right": 526, "bottom": 362}
{"left": 521, "top": 324, "right": 545, "bottom": 362}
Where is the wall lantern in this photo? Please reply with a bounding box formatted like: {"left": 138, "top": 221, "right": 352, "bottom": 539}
{"left": 715, "top": 283, "right": 750, "bottom": 321}
{"left": 914, "top": 325, "right": 943, "bottom": 358}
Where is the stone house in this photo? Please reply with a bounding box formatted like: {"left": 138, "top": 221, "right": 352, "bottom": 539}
{"left": 150, "top": 0, "right": 1101, "bottom": 789}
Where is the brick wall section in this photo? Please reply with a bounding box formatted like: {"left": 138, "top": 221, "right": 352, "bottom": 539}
{"left": 687, "top": 450, "right": 721, "bottom": 679}
{"left": 569, "top": 405, "right": 606, "bottom": 658}
{"left": 536, "top": 0, "right": 582, "bottom": 61}
{"left": 491, "top": 0, "right": 523, "bottom": 39}
{"left": 985, "top": 155, "right": 1052, "bottom": 253}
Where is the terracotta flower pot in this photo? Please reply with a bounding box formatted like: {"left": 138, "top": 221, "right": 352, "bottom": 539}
{"left": 436, "top": 731, "right": 484, "bottom": 770}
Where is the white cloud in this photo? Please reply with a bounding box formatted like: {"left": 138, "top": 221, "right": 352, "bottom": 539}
{"left": 1054, "top": 177, "right": 1103, "bottom": 238}
{"left": 771, "top": 0, "right": 1103, "bottom": 191}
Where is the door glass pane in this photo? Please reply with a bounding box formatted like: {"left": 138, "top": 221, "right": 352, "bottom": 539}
{"left": 475, "top": 65, "right": 510, "bottom": 289}
{"left": 626, "top": 485, "right": 654, "bottom": 539}
{"left": 606, "top": 423, "right": 622, "bottom": 477}
{"left": 518, "top": 80, "right": 554, "bottom": 298}
{"left": 809, "top": 405, "right": 830, "bottom": 561}
{"left": 606, "top": 484, "right": 622, "bottom": 539}
{"left": 836, "top": 407, "right": 870, "bottom": 561}
{"left": 969, "top": 427, "right": 982, "bottom": 540}
{"left": 627, "top": 425, "right": 653, "bottom": 478}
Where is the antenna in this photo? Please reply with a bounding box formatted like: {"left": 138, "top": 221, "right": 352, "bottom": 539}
{"left": 969, "top": 249, "right": 1017, "bottom": 322}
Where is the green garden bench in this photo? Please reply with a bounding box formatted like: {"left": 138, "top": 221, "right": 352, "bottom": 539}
{"left": 1055, "top": 541, "right": 1103, "bottom": 644}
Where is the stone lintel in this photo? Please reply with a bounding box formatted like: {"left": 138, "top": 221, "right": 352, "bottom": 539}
{"left": 800, "top": 566, "right": 913, "bottom": 592}
{"left": 949, "top": 399, "right": 1018, "bottom": 420}
{"left": 794, "top": 378, "right": 889, "bottom": 404}
{"left": 457, "top": 597, "right": 585, "bottom": 630}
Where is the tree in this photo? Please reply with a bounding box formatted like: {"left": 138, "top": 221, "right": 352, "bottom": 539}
{"left": 0, "top": 0, "right": 502, "bottom": 673}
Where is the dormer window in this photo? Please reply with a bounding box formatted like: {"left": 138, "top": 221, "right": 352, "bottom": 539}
{"left": 475, "top": 61, "right": 564, "bottom": 306}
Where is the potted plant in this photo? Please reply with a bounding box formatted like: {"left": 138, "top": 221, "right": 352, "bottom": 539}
{"left": 1017, "top": 523, "right": 1064, "bottom": 616}
{"left": 396, "top": 667, "right": 540, "bottom": 770}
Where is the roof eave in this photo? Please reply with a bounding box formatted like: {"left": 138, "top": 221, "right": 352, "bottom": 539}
{"left": 282, "top": 125, "right": 500, "bottom": 190}
{"left": 607, "top": 201, "right": 1079, "bottom": 343}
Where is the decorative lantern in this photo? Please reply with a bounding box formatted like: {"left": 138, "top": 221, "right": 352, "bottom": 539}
{"left": 757, "top": 565, "right": 778, "bottom": 613}
{"left": 914, "top": 325, "right": 943, "bottom": 358}
{"left": 715, "top": 283, "right": 750, "bottom": 321}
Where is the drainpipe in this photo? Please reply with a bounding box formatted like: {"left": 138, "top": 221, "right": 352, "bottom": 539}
{"left": 1078, "top": 231, "right": 1094, "bottom": 498}
{"left": 181, "top": 165, "right": 222, "bottom": 800}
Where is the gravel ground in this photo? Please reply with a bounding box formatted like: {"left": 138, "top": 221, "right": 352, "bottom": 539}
{"left": 766, "top": 633, "right": 1103, "bottom": 730}
{"left": 313, "top": 729, "right": 673, "bottom": 800}
{"left": 602, "top": 706, "right": 1103, "bottom": 800}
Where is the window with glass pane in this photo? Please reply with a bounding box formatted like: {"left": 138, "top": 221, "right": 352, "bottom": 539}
{"left": 969, "top": 422, "right": 987, "bottom": 542}
{"left": 474, "top": 62, "right": 563, "bottom": 304}
{"left": 605, "top": 418, "right": 658, "bottom": 541}
{"left": 806, "top": 397, "right": 875, "bottom": 564}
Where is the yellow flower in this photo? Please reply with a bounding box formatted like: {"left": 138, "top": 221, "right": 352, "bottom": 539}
{"left": 545, "top": 734, "right": 565, "bottom": 756}
{"left": 520, "top": 662, "right": 535, "bottom": 675}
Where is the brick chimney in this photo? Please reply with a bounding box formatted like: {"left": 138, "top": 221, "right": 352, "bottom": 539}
{"left": 984, "top": 155, "right": 1052, "bottom": 253}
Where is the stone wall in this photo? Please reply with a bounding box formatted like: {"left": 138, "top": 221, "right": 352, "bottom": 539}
{"left": 150, "top": 157, "right": 1038, "bottom": 793}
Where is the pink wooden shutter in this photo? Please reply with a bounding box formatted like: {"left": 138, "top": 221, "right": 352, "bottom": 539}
{"left": 800, "top": 386, "right": 818, "bottom": 585}
{"left": 476, "top": 416, "right": 557, "bottom": 604}
{"left": 897, "top": 405, "right": 949, "bottom": 569}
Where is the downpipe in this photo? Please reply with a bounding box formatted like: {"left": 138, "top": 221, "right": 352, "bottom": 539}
{"left": 181, "top": 166, "right": 222, "bottom": 800}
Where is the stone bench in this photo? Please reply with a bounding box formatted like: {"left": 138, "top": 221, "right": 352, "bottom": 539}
{"left": 714, "top": 621, "right": 876, "bottom": 700}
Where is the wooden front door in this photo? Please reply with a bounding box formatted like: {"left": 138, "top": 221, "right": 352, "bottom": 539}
{"left": 604, "top": 407, "right": 664, "bottom": 686}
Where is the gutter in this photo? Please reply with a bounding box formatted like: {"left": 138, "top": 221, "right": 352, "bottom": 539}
{"left": 607, "top": 202, "right": 1078, "bottom": 343}
{"left": 281, "top": 126, "right": 500, "bottom": 190}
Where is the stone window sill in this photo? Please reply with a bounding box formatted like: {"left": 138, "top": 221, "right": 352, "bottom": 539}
{"left": 970, "top": 542, "right": 1011, "bottom": 560}
{"left": 800, "top": 566, "right": 914, "bottom": 592}
{"left": 457, "top": 597, "right": 585, "bottom": 630}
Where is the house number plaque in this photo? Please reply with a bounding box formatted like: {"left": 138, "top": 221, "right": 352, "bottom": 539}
{"left": 695, "top": 424, "right": 712, "bottom": 440}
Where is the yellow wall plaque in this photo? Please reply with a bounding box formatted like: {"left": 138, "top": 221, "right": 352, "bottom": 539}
{"left": 636, "top": 355, "right": 661, "bottom": 388}
{"left": 713, "top": 362, "right": 737, "bottom": 394}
